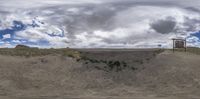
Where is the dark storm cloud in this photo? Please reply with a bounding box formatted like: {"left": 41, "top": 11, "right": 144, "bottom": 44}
{"left": 185, "top": 7, "right": 200, "bottom": 12}
{"left": 151, "top": 17, "right": 177, "bottom": 34}
{"left": 0, "top": 10, "right": 9, "bottom": 14}
{"left": 64, "top": 6, "right": 117, "bottom": 38}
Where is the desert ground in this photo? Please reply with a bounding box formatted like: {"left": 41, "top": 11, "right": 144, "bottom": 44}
{"left": 0, "top": 47, "right": 200, "bottom": 99}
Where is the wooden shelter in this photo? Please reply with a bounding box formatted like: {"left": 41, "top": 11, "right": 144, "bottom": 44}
{"left": 172, "top": 38, "right": 187, "bottom": 52}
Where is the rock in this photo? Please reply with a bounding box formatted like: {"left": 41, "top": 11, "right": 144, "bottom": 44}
{"left": 15, "top": 45, "right": 30, "bottom": 49}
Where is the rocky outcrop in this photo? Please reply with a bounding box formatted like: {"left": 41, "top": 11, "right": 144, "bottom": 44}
{"left": 15, "top": 45, "right": 30, "bottom": 49}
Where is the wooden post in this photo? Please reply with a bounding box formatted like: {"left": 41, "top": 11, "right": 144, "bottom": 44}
{"left": 173, "top": 39, "right": 175, "bottom": 53}
{"left": 185, "top": 39, "right": 187, "bottom": 52}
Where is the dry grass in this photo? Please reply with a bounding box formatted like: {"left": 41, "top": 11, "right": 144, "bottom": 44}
{"left": 170, "top": 47, "right": 200, "bottom": 55}
{"left": 0, "top": 48, "right": 199, "bottom": 98}
{"left": 0, "top": 48, "right": 81, "bottom": 58}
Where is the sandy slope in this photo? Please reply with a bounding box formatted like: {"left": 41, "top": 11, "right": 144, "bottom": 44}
{"left": 0, "top": 50, "right": 199, "bottom": 99}
{"left": 136, "top": 51, "right": 200, "bottom": 98}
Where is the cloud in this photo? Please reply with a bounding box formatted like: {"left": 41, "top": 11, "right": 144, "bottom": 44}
{"left": 0, "top": 0, "right": 103, "bottom": 9}
{"left": 2, "top": 34, "right": 11, "bottom": 39}
{"left": 150, "top": 17, "right": 176, "bottom": 34}
{"left": 1, "top": 0, "right": 200, "bottom": 48}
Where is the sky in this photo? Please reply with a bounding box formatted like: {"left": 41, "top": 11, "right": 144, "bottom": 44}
{"left": 0, "top": 0, "right": 200, "bottom": 48}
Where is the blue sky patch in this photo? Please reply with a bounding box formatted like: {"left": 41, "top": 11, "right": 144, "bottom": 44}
{"left": 191, "top": 31, "right": 200, "bottom": 39}
{"left": 0, "top": 20, "right": 26, "bottom": 39}
{"left": 0, "top": 20, "right": 49, "bottom": 46}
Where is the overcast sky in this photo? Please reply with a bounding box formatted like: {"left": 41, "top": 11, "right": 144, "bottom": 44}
{"left": 0, "top": 0, "right": 200, "bottom": 48}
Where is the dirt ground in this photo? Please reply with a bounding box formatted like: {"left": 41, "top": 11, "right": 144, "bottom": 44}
{"left": 0, "top": 49, "right": 200, "bottom": 99}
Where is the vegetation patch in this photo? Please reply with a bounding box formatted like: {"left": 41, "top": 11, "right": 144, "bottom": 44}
{"left": 0, "top": 45, "right": 81, "bottom": 58}
{"left": 78, "top": 57, "right": 137, "bottom": 72}
{"left": 172, "top": 47, "right": 200, "bottom": 55}
{"left": 78, "top": 49, "right": 164, "bottom": 72}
